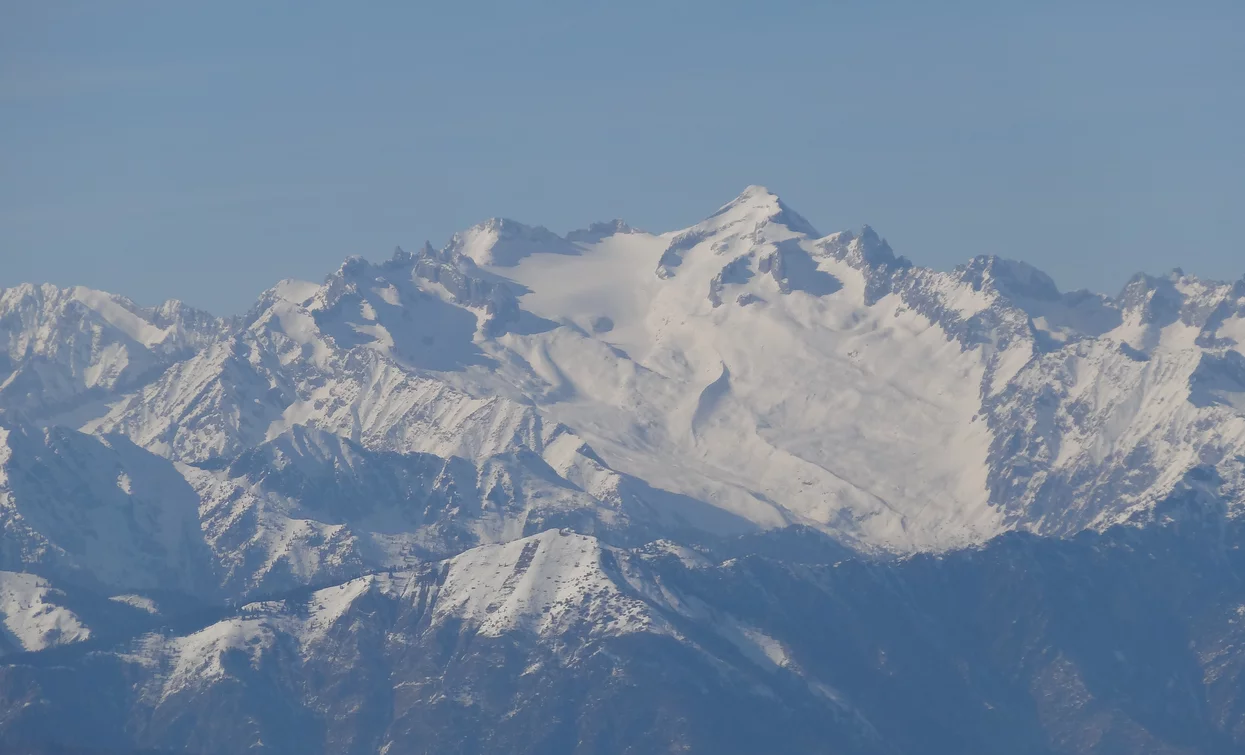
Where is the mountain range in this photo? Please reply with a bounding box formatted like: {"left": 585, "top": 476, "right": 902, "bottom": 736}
{"left": 2, "top": 187, "right": 1244, "bottom": 754}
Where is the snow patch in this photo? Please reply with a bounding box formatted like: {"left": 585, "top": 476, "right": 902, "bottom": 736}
{"left": 109, "top": 593, "right": 160, "bottom": 614}
{"left": 432, "top": 530, "right": 670, "bottom": 638}
{"left": 0, "top": 572, "right": 91, "bottom": 653}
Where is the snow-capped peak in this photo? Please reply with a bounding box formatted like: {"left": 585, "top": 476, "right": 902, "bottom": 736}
{"left": 444, "top": 217, "right": 579, "bottom": 267}
{"left": 0, "top": 283, "right": 226, "bottom": 417}
{"left": 956, "top": 255, "right": 1062, "bottom": 302}
{"left": 719, "top": 184, "right": 783, "bottom": 211}
{"left": 817, "top": 225, "right": 906, "bottom": 273}
{"left": 703, "top": 184, "right": 819, "bottom": 237}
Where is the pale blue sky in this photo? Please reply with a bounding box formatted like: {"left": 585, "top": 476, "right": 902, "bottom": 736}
{"left": 3, "top": 1, "right": 1242, "bottom": 314}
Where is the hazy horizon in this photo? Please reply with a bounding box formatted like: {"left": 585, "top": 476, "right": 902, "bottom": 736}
{"left": 4, "top": 1, "right": 1242, "bottom": 314}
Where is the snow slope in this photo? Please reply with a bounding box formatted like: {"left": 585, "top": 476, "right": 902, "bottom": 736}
{"left": 0, "top": 420, "right": 216, "bottom": 595}
{"left": 430, "top": 529, "right": 676, "bottom": 638}
{"left": 477, "top": 189, "right": 1004, "bottom": 549}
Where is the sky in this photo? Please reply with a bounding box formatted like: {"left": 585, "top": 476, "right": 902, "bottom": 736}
{"left": 2, "top": 1, "right": 1243, "bottom": 315}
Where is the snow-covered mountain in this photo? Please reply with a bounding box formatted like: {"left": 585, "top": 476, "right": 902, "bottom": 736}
{"left": 17, "top": 185, "right": 1238, "bottom": 554}
{"left": 2, "top": 186, "right": 1244, "bottom": 754}
{"left": 0, "top": 284, "right": 226, "bottom": 419}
